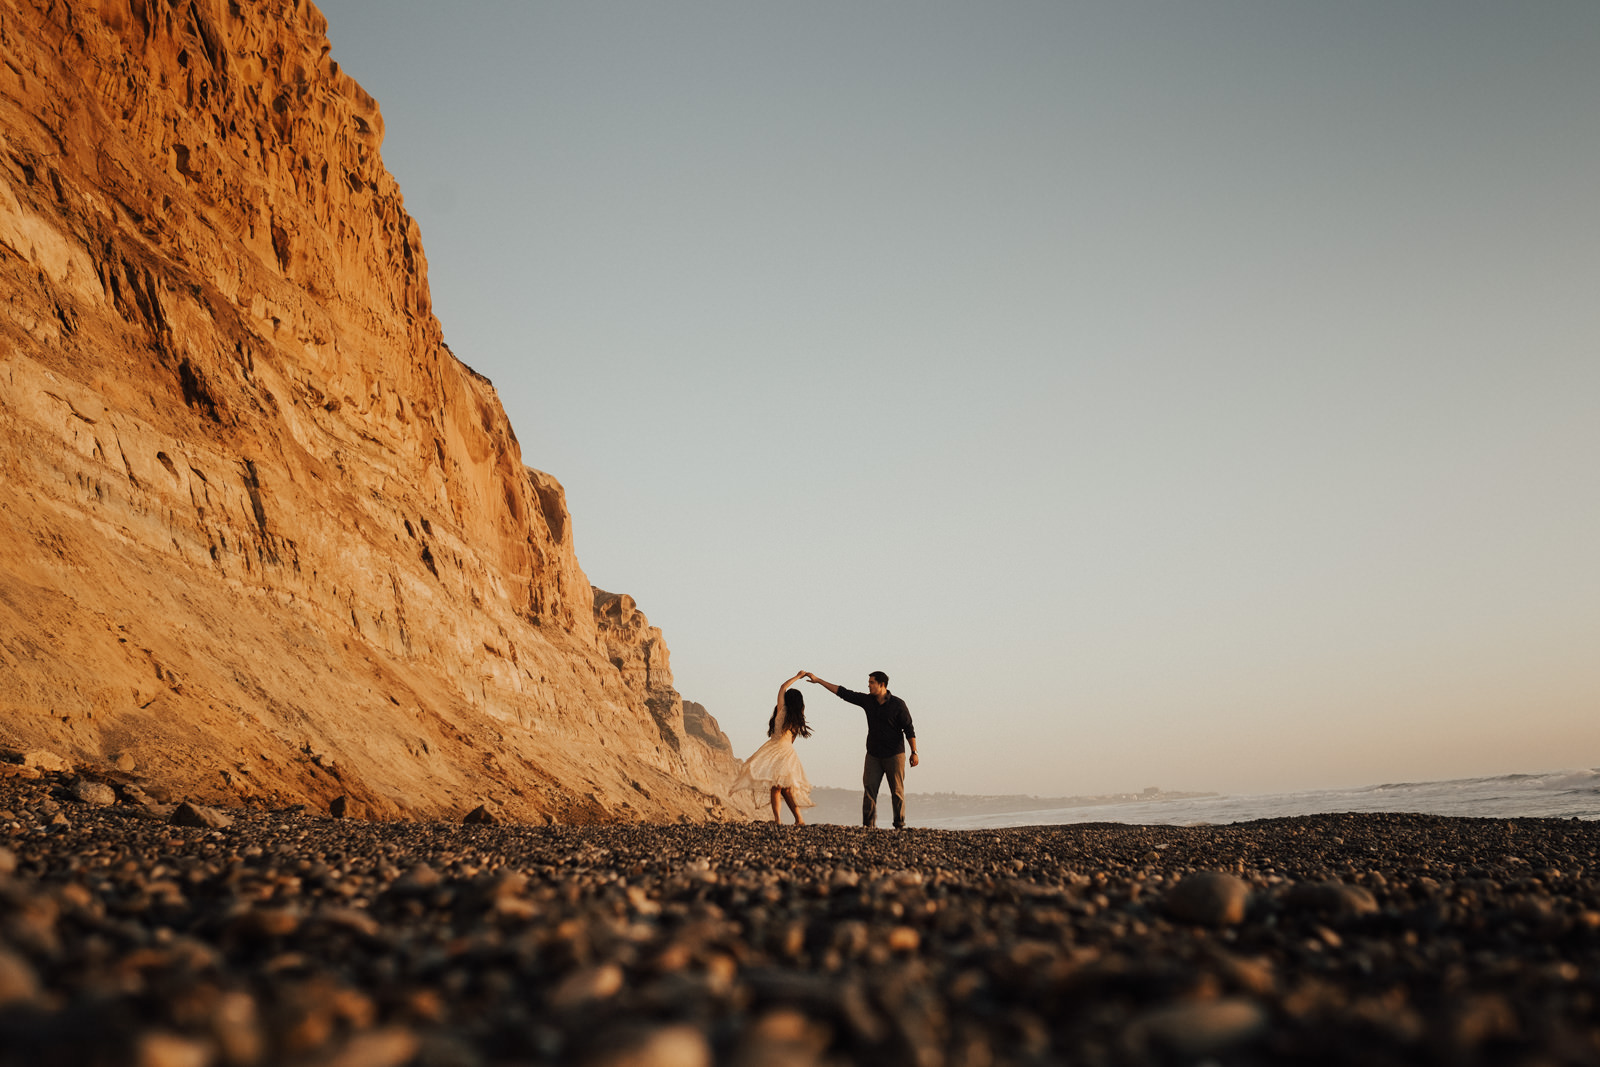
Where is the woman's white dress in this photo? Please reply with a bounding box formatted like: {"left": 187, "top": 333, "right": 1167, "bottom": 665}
{"left": 731, "top": 703, "right": 814, "bottom": 808}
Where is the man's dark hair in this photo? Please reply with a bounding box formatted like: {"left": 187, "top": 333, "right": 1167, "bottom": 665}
{"left": 869, "top": 671, "right": 889, "bottom": 687}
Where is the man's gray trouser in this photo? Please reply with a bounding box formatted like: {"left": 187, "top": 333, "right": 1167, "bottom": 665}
{"left": 863, "top": 753, "right": 906, "bottom": 828}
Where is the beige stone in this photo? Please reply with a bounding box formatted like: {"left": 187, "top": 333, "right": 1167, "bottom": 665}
{"left": 134, "top": 1032, "right": 210, "bottom": 1067}
{"left": 593, "top": 1026, "right": 713, "bottom": 1067}
{"left": 317, "top": 1029, "right": 420, "bottom": 1067}
{"left": 0, "top": 948, "right": 38, "bottom": 1006}
{"left": 69, "top": 778, "right": 117, "bottom": 806}
{"left": 170, "top": 802, "right": 233, "bottom": 830}
{"left": 1165, "top": 871, "right": 1252, "bottom": 926}
{"left": 0, "top": 0, "right": 738, "bottom": 823}
{"left": 462, "top": 803, "right": 499, "bottom": 825}
{"left": 210, "top": 992, "right": 264, "bottom": 1066}
{"left": 1127, "top": 998, "right": 1268, "bottom": 1057}
{"left": 551, "top": 963, "right": 625, "bottom": 1008}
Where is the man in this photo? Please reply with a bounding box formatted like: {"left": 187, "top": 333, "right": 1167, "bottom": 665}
{"left": 804, "top": 670, "right": 918, "bottom": 828}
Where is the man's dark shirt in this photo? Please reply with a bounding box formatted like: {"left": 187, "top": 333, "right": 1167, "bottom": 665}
{"left": 835, "top": 687, "right": 915, "bottom": 758}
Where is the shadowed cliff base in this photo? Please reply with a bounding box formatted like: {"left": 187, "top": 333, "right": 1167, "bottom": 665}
{"left": 3, "top": 768, "right": 1599, "bottom": 1065}
{"left": 0, "top": 1, "right": 739, "bottom": 820}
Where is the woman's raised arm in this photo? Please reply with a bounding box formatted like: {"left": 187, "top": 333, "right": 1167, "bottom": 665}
{"left": 776, "top": 670, "right": 806, "bottom": 705}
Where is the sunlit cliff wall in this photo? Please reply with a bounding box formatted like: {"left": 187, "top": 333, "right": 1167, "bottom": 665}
{"left": 0, "top": 0, "right": 740, "bottom": 821}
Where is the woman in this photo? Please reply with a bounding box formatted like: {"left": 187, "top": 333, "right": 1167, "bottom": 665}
{"left": 730, "top": 670, "right": 814, "bottom": 824}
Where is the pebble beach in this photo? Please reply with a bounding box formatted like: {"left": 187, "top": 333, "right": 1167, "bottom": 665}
{"left": 2, "top": 770, "right": 1598, "bottom": 1066}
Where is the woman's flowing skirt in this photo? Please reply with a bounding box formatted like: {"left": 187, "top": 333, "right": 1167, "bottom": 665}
{"left": 730, "top": 736, "right": 813, "bottom": 808}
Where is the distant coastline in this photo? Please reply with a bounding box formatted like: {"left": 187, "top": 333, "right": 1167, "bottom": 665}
{"left": 803, "top": 785, "right": 1215, "bottom": 825}
{"left": 813, "top": 769, "right": 1600, "bottom": 829}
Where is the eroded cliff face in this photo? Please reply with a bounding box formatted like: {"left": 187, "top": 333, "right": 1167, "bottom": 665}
{"left": 0, "top": 0, "right": 738, "bottom": 821}
{"left": 593, "top": 591, "right": 743, "bottom": 810}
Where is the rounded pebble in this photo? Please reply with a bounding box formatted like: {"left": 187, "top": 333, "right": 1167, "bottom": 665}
{"left": 1130, "top": 997, "right": 1268, "bottom": 1056}
{"left": 589, "top": 1025, "right": 712, "bottom": 1067}
{"left": 69, "top": 779, "right": 116, "bottom": 807}
{"left": 1165, "top": 870, "right": 1251, "bottom": 925}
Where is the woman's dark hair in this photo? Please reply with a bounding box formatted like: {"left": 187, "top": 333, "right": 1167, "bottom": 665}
{"left": 768, "top": 687, "right": 812, "bottom": 739}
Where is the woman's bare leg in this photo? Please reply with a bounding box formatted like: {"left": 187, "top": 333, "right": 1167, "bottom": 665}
{"left": 770, "top": 787, "right": 783, "bottom": 823}
{"left": 782, "top": 788, "right": 804, "bottom": 825}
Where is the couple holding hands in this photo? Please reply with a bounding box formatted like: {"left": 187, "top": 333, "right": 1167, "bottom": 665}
{"left": 730, "top": 670, "right": 919, "bottom": 828}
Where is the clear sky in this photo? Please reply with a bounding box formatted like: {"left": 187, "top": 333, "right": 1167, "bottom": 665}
{"left": 314, "top": 1, "right": 1599, "bottom": 799}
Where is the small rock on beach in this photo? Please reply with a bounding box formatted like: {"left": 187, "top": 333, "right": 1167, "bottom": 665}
{"left": 1164, "top": 869, "right": 1251, "bottom": 925}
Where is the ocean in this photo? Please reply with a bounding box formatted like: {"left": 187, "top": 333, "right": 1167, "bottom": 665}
{"left": 923, "top": 769, "right": 1600, "bottom": 829}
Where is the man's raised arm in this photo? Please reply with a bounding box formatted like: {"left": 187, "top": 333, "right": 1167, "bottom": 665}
{"left": 803, "top": 672, "right": 839, "bottom": 694}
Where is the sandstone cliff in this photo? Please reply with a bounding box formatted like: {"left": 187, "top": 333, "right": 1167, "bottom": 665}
{"left": 0, "top": 0, "right": 739, "bottom": 821}
{"left": 593, "top": 591, "right": 743, "bottom": 805}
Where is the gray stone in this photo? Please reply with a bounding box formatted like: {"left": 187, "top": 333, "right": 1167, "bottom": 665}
{"left": 69, "top": 778, "right": 117, "bottom": 806}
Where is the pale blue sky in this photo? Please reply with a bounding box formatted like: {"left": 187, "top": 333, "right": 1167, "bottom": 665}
{"left": 315, "top": 1, "right": 1599, "bottom": 797}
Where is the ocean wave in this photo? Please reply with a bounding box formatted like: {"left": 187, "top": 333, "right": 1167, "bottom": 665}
{"left": 1363, "top": 770, "right": 1600, "bottom": 794}
{"left": 925, "top": 767, "right": 1600, "bottom": 829}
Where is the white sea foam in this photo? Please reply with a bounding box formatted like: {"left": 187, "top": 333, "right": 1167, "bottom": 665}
{"left": 924, "top": 769, "right": 1600, "bottom": 830}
